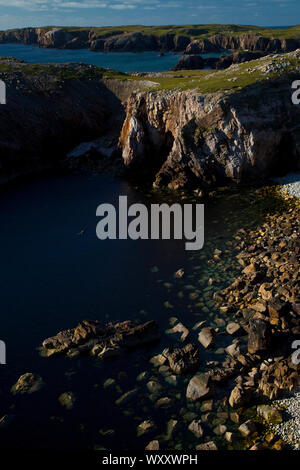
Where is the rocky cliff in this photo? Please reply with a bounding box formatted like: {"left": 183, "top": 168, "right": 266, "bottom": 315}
{"left": 185, "top": 33, "right": 300, "bottom": 55}
{"left": 120, "top": 55, "right": 300, "bottom": 189}
{"left": 1, "top": 52, "right": 300, "bottom": 189}
{"left": 0, "top": 58, "right": 156, "bottom": 183}
{"left": 1, "top": 27, "right": 300, "bottom": 55}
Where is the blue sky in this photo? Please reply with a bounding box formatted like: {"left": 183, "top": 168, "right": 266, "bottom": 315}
{"left": 0, "top": 0, "right": 299, "bottom": 30}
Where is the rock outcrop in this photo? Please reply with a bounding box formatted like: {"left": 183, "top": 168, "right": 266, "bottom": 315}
{"left": 119, "top": 68, "right": 300, "bottom": 189}
{"left": 185, "top": 33, "right": 300, "bottom": 55}
{"left": 41, "top": 319, "right": 160, "bottom": 358}
{"left": 1, "top": 27, "right": 299, "bottom": 55}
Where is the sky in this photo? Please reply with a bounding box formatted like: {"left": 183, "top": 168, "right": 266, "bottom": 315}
{"left": 0, "top": 0, "right": 299, "bottom": 30}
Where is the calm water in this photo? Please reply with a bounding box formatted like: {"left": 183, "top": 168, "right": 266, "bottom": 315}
{"left": 0, "top": 44, "right": 225, "bottom": 73}
{"left": 0, "top": 171, "right": 267, "bottom": 450}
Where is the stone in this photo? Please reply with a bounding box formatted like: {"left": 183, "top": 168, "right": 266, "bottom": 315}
{"left": 163, "top": 344, "right": 200, "bottom": 374}
{"left": 147, "top": 380, "right": 163, "bottom": 394}
{"left": 230, "top": 412, "right": 240, "bottom": 424}
{"left": 155, "top": 397, "right": 174, "bottom": 408}
{"left": 195, "top": 441, "right": 218, "bottom": 450}
{"left": 238, "top": 420, "right": 256, "bottom": 437}
{"left": 115, "top": 388, "right": 138, "bottom": 405}
{"left": 198, "top": 327, "right": 216, "bottom": 349}
{"left": 58, "top": 392, "right": 76, "bottom": 410}
{"left": 41, "top": 319, "right": 160, "bottom": 358}
{"left": 268, "top": 299, "right": 289, "bottom": 326}
{"left": 225, "top": 431, "right": 238, "bottom": 443}
{"left": 166, "top": 419, "right": 178, "bottom": 440}
{"left": 248, "top": 319, "right": 271, "bottom": 355}
{"left": 213, "top": 424, "right": 227, "bottom": 435}
{"left": 11, "top": 373, "right": 44, "bottom": 395}
{"left": 257, "top": 405, "right": 283, "bottom": 424}
{"left": 188, "top": 420, "right": 204, "bottom": 438}
{"left": 186, "top": 374, "right": 214, "bottom": 401}
{"left": 137, "top": 420, "right": 155, "bottom": 437}
{"left": 145, "top": 440, "right": 159, "bottom": 450}
{"left": 226, "top": 322, "right": 243, "bottom": 336}
{"left": 175, "top": 269, "right": 185, "bottom": 278}
{"left": 229, "top": 384, "right": 252, "bottom": 408}
{"left": 258, "top": 283, "right": 273, "bottom": 301}
{"left": 150, "top": 354, "right": 167, "bottom": 367}
{"left": 166, "top": 322, "right": 189, "bottom": 342}
{"left": 250, "top": 443, "right": 266, "bottom": 450}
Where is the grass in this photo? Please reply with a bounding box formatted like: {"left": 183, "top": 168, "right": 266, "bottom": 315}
{"left": 147, "top": 52, "right": 300, "bottom": 93}
{"left": 1, "top": 50, "right": 300, "bottom": 95}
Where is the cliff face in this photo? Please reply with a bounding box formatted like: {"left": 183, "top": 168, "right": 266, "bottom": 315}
{"left": 119, "top": 80, "right": 300, "bottom": 189}
{"left": 0, "top": 60, "right": 138, "bottom": 183}
{"left": 185, "top": 33, "right": 300, "bottom": 54}
{"left": 1, "top": 27, "right": 300, "bottom": 55}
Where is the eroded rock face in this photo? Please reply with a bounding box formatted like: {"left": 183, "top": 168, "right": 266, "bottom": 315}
{"left": 119, "top": 68, "right": 300, "bottom": 189}
{"left": 41, "top": 319, "right": 160, "bottom": 358}
{"left": 0, "top": 60, "right": 125, "bottom": 184}
{"left": 185, "top": 33, "right": 300, "bottom": 55}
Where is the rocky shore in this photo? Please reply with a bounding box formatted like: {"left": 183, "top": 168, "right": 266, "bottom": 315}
{"left": 23, "top": 190, "right": 297, "bottom": 450}
{"left": 0, "top": 26, "right": 299, "bottom": 55}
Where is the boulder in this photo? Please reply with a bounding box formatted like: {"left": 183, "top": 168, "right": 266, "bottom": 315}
{"left": 58, "top": 391, "right": 76, "bottom": 410}
{"left": 198, "top": 327, "right": 216, "bottom": 349}
{"left": 238, "top": 420, "right": 257, "bottom": 437}
{"left": 137, "top": 420, "right": 156, "bottom": 437}
{"left": 163, "top": 343, "right": 200, "bottom": 374}
{"left": 257, "top": 405, "right": 283, "bottom": 424}
{"left": 11, "top": 373, "right": 44, "bottom": 395}
{"left": 229, "top": 384, "right": 252, "bottom": 408}
{"left": 195, "top": 441, "right": 218, "bottom": 450}
{"left": 186, "top": 374, "right": 214, "bottom": 401}
{"left": 248, "top": 319, "right": 271, "bottom": 355}
{"left": 145, "top": 440, "right": 160, "bottom": 450}
{"left": 188, "top": 420, "right": 204, "bottom": 438}
{"left": 41, "top": 319, "right": 160, "bottom": 358}
{"left": 226, "top": 322, "right": 244, "bottom": 336}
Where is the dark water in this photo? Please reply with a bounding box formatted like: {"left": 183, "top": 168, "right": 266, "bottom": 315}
{"left": 0, "top": 44, "right": 225, "bottom": 73}
{"left": 0, "top": 172, "right": 268, "bottom": 450}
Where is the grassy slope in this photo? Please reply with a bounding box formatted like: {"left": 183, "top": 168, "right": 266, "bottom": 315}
{"left": 0, "top": 51, "right": 299, "bottom": 94}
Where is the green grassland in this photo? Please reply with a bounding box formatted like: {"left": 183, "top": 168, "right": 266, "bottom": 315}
{"left": 0, "top": 51, "right": 299, "bottom": 95}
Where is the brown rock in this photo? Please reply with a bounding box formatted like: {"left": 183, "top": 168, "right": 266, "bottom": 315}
{"left": 186, "top": 374, "right": 214, "bottom": 401}
{"left": 198, "top": 327, "right": 216, "bottom": 349}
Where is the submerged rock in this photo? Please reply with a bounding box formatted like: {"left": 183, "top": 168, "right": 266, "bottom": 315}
{"left": 58, "top": 392, "right": 76, "bottom": 410}
{"left": 137, "top": 420, "right": 156, "bottom": 437}
{"left": 145, "top": 440, "right": 160, "bottom": 450}
{"left": 41, "top": 319, "right": 160, "bottom": 358}
{"left": 11, "top": 373, "right": 44, "bottom": 395}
